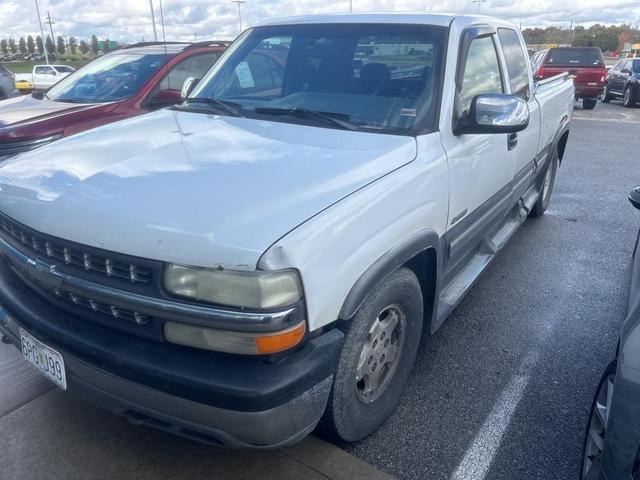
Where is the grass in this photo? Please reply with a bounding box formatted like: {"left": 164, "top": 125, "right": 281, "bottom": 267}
{"left": 2, "top": 59, "right": 92, "bottom": 74}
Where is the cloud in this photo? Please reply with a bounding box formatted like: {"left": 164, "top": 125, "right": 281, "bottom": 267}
{"left": 1, "top": 0, "right": 638, "bottom": 43}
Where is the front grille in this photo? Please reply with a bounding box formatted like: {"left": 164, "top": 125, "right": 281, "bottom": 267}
{"left": 53, "top": 289, "right": 150, "bottom": 325}
{"left": 0, "top": 213, "right": 154, "bottom": 286}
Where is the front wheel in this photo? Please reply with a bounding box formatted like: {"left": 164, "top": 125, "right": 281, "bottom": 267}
{"left": 601, "top": 84, "right": 612, "bottom": 103}
{"left": 623, "top": 86, "right": 636, "bottom": 108}
{"left": 580, "top": 361, "right": 616, "bottom": 479}
{"left": 530, "top": 148, "right": 559, "bottom": 218}
{"left": 583, "top": 98, "right": 597, "bottom": 110}
{"left": 319, "top": 268, "right": 423, "bottom": 442}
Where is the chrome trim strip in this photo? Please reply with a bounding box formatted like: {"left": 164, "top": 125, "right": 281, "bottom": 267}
{"left": 0, "top": 235, "right": 298, "bottom": 333}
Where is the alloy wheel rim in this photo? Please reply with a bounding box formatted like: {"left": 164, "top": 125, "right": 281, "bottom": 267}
{"left": 582, "top": 374, "right": 614, "bottom": 478}
{"left": 624, "top": 89, "right": 630, "bottom": 105}
{"left": 355, "top": 304, "right": 406, "bottom": 404}
{"left": 601, "top": 86, "right": 608, "bottom": 100}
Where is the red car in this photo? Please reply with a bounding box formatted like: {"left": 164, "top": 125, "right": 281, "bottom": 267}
{"left": 531, "top": 46, "right": 606, "bottom": 110}
{"left": 0, "top": 41, "right": 228, "bottom": 160}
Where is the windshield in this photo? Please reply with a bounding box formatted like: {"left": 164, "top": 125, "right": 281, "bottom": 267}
{"left": 189, "top": 24, "right": 446, "bottom": 134}
{"left": 546, "top": 48, "right": 603, "bottom": 67}
{"left": 47, "top": 53, "right": 168, "bottom": 103}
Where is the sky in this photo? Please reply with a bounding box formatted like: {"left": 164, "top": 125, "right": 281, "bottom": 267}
{"left": 0, "top": 0, "right": 639, "bottom": 43}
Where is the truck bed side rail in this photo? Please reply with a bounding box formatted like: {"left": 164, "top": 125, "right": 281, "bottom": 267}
{"left": 535, "top": 72, "right": 571, "bottom": 93}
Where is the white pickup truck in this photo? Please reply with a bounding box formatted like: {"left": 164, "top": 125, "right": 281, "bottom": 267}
{"left": 0, "top": 13, "right": 573, "bottom": 448}
{"left": 14, "top": 64, "right": 75, "bottom": 90}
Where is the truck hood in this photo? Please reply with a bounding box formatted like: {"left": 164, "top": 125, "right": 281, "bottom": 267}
{"left": 0, "top": 95, "right": 103, "bottom": 130}
{"left": 0, "top": 109, "right": 416, "bottom": 269}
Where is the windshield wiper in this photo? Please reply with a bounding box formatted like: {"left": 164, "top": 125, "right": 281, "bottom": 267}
{"left": 253, "top": 107, "right": 358, "bottom": 131}
{"left": 180, "top": 97, "right": 243, "bottom": 117}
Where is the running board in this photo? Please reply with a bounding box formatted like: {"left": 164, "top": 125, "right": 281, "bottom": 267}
{"left": 432, "top": 198, "right": 533, "bottom": 333}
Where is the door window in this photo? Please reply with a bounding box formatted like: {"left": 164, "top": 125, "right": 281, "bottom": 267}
{"left": 158, "top": 52, "right": 220, "bottom": 91}
{"left": 146, "top": 52, "right": 220, "bottom": 107}
{"left": 612, "top": 59, "right": 625, "bottom": 71}
{"left": 457, "top": 35, "right": 504, "bottom": 119}
{"left": 35, "top": 66, "right": 54, "bottom": 75}
{"left": 497, "top": 28, "right": 530, "bottom": 99}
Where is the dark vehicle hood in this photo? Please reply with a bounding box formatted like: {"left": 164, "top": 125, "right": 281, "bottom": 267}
{"left": 0, "top": 95, "right": 109, "bottom": 130}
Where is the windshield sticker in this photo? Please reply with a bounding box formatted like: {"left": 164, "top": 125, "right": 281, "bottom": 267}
{"left": 236, "top": 61, "right": 255, "bottom": 88}
{"left": 400, "top": 108, "right": 417, "bottom": 117}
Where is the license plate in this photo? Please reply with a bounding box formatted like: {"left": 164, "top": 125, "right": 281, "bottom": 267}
{"left": 19, "top": 328, "right": 67, "bottom": 390}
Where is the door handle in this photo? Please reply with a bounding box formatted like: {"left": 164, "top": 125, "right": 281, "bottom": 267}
{"left": 507, "top": 133, "right": 518, "bottom": 151}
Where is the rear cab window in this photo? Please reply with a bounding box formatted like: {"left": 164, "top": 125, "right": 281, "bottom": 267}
{"left": 545, "top": 48, "right": 604, "bottom": 67}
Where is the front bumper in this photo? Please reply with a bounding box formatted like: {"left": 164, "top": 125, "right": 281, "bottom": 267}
{"left": 0, "top": 257, "right": 343, "bottom": 448}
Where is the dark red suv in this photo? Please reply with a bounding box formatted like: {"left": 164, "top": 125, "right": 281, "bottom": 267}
{"left": 0, "top": 41, "right": 228, "bottom": 160}
{"left": 531, "top": 46, "right": 606, "bottom": 110}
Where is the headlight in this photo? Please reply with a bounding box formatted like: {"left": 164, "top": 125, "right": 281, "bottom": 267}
{"left": 164, "top": 264, "right": 303, "bottom": 309}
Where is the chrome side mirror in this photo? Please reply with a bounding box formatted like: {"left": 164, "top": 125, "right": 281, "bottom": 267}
{"left": 456, "top": 94, "right": 530, "bottom": 135}
{"left": 181, "top": 77, "right": 200, "bottom": 100}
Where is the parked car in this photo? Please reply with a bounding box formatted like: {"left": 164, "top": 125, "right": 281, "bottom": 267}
{"left": 13, "top": 64, "right": 76, "bottom": 91}
{"left": 531, "top": 46, "right": 606, "bottom": 110}
{"left": 0, "top": 13, "right": 574, "bottom": 448}
{"left": 0, "top": 41, "right": 228, "bottom": 160}
{"left": 601, "top": 58, "right": 640, "bottom": 108}
{"left": 580, "top": 187, "right": 640, "bottom": 480}
{"left": 0, "top": 64, "right": 19, "bottom": 100}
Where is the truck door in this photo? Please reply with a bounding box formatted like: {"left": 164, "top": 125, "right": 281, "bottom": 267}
{"left": 496, "top": 27, "right": 540, "bottom": 201}
{"left": 439, "top": 24, "right": 515, "bottom": 276}
{"left": 33, "top": 66, "right": 56, "bottom": 89}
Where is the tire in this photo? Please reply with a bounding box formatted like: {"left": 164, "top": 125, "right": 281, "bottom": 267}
{"left": 530, "top": 146, "right": 559, "bottom": 218}
{"left": 623, "top": 86, "right": 636, "bottom": 108}
{"left": 319, "top": 267, "right": 423, "bottom": 442}
{"left": 601, "top": 84, "right": 612, "bottom": 103}
{"left": 580, "top": 360, "right": 616, "bottom": 480}
{"left": 583, "top": 98, "right": 597, "bottom": 110}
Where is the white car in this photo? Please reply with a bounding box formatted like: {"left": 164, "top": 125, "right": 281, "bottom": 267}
{"left": 0, "top": 13, "right": 574, "bottom": 448}
{"left": 13, "top": 64, "right": 75, "bottom": 90}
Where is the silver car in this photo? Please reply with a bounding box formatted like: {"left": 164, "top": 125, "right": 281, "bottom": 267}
{"left": 0, "top": 64, "right": 19, "bottom": 100}
{"left": 581, "top": 186, "right": 640, "bottom": 479}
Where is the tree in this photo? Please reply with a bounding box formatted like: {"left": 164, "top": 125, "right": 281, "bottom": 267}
{"left": 103, "top": 38, "right": 111, "bottom": 53}
{"left": 91, "top": 34, "right": 99, "bottom": 55}
{"left": 27, "top": 35, "right": 35, "bottom": 54}
{"left": 45, "top": 35, "right": 55, "bottom": 54}
{"left": 79, "top": 40, "right": 88, "bottom": 55}
{"left": 69, "top": 36, "right": 77, "bottom": 55}
{"left": 8, "top": 38, "right": 17, "bottom": 54}
{"left": 18, "top": 37, "right": 26, "bottom": 54}
{"left": 0, "top": 39, "right": 7, "bottom": 55}
{"left": 36, "top": 36, "right": 44, "bottom": 54}
{"left": 57, "top": 35, "right": 65, "bottom": 55}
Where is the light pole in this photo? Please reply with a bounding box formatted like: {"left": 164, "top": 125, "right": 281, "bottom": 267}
{"left": 34, "top": 0, "right": 49, "bottom": 64}
{"left": 232, "top": 0, "right": 246, "bottom": 34}
{"left": 349, "top": 0, "right": 352, "bottom": 12}
{"left": 45, "top": 11, "right": 55, "bottom": 42}
{"left": 472, "top": 0, "right": 487, "bottom": 9}
{"left": 149, "top": 0, "right": 158, "bottom": 41}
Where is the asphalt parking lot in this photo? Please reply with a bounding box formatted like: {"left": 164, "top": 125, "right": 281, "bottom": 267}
{"left": 342, "top": 100, "right": 640, "bottom": 479}
{"left": 1, "top": 100, "right": 639, "bottom": 480}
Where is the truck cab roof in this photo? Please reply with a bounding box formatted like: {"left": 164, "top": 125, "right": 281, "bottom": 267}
{"left": 256, "top": 12, "right": 512, "bottom": 28}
